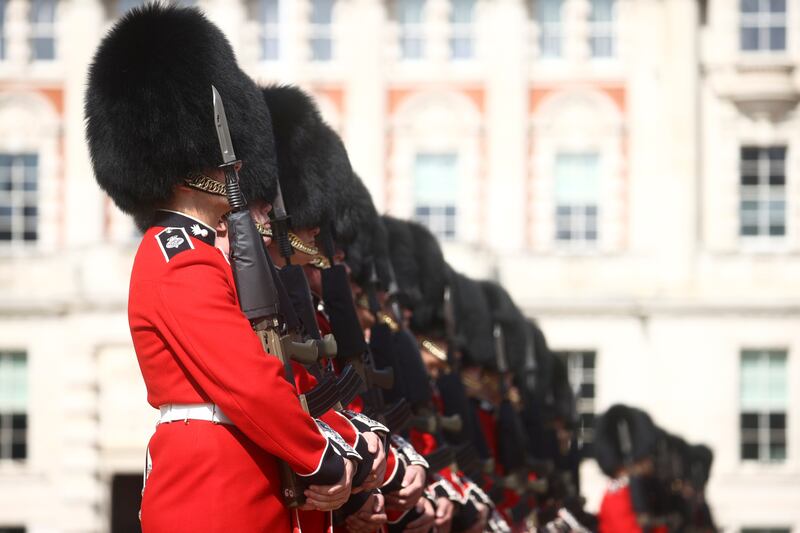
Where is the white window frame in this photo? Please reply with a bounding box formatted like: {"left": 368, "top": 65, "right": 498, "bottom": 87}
{"left": 395, "top": 0, "right": 426, "bottom": 61}
{"left": 554, "top": 152, "right": 601, "bottom": 248}
{"left": 413, "top": 153, "right": 459, "bottom": 241}
{"left": 28, "top": 0, "right": 57, "bottom": 62}
{"left": 535, "top": 0, "right": 563, "bottom": 59}
{"left": 449, "top": 0, "right": 475, "bottom": 60}
{"left": 588, "top": 0, "right": 616, "bottom": 59}
{"left": 0, "top": 154, "right": 38, "bottom": 245}
{"left": 257, "top": 0, "right": 281, "bottom": 61}
{"left": 529, "top": 89, "right": 624, "bottom": 254}
{"left": 559, "top": 350, "right": 596, "bottom": 444}
{"left": 740, "top": 349, "right": 788, "bottom": 464}
{"left": 739, "top": 145, "right": 787, "bottom": 241}
{"left": 0, "top": 351, "right": 27, "bottom": 463}
{"left": 309, "top": 0, "right": 334, "bottom": 61}
{"left": 739, "top": 0, "right": 787, "bottom": 53}
{"left": 387, "top": 91, "right": 482, "bottom": 246}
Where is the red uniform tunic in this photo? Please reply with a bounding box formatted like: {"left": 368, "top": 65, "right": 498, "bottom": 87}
{"left": 130, "top": 211, "right": 344, "bottom": 532}
{"left": 598, "top": 478, "right": 668, "bottom": 533}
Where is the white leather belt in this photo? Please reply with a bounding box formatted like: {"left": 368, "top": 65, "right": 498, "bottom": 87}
{"left": 158, "top": 403, "right": 234, "bottom": 425}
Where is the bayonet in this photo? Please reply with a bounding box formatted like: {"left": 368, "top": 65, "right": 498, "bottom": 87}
{"left": 212, "top": 85, "right": 237, "bottom": 165}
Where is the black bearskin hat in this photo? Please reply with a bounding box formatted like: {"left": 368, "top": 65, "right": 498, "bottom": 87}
{"left": 85, "top": 4, "right": 276, "bottom": 229}
{"left": 332, "top": 171, "right": 375, "bottom": 249}
{"left": 593, "top": 404, "right": 659, "bottom": 478}
{"left": 449, "top": 270, "right": 494, "bottom": 369}
{"left": 261, "top": 86, "right": 351, "bottom": 229}
{"left": 406, "top": 221, "right": 447, "bottom": 335}
{"left": 382, "top": 216, "right": 422, "bottom": 309}
{"left": 688, "top": 444, "right": 713, "bottom": 488}
{"left": 331, "top": 171, "right": 381, "bottom": 285}
{"left": 479, "top": 281, "right": 528, "bottom": 373}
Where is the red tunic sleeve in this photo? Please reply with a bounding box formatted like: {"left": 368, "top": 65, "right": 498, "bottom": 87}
{"left": 132, "top": 244, "right": 342, "bottom": 482}
{"left": 598, "top": 484, "right": 644, "bottom": 533}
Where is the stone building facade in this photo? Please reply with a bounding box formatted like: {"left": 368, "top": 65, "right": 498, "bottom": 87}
{"left": 0, "top": 0, "right": 799, "bottom": 531}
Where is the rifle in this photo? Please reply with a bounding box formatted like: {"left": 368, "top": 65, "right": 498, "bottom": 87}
{"left": 214, "top": 86, "right": 333, "bottom": 507}
{"left": 493, "top": 324, "right": 548, "bottom": 496}
{"left": 435, "top": 285, "right": 485, "bottom": 477}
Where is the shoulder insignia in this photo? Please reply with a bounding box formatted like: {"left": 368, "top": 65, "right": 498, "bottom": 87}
{"left": 155, "top": 227, "right": 194, "bottom": 262}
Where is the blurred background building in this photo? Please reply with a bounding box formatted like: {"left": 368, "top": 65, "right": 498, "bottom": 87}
{"left": 0, "top": 0, "right": 798, "bottom": 531}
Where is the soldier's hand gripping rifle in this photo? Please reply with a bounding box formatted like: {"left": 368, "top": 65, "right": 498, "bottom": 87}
{"left": 213, "top": 86, "right": 344, "bottom": 508}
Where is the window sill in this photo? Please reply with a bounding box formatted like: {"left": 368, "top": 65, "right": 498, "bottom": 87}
{"left": 736, "top": 239, "right": 792, "bottom": 255}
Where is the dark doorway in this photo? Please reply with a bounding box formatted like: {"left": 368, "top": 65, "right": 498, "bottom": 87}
{"left": 111, "top": 474, "right": 142, "bottom": 533}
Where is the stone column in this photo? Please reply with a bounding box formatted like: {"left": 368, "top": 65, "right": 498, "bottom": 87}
{"left": 483, "top": 0, "right": 528, "bottom": 254}
{"left": 340, "top": 0, "right": 387, "bottom": 207}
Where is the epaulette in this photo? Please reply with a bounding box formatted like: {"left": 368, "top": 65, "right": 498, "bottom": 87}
{"left": 155, "top": 227, "right": 194, "bottom": 262}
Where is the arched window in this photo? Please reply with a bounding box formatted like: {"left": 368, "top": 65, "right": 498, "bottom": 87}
{"left": 388, "top": 90, "right": 483, "bottom": 243}
{"left": 530, "top": 89, "right": 624, "bottom": 252}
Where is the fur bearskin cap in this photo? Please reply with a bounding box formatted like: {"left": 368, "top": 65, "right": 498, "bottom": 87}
{"left": 515, "top": 320, "right": 553, "bottom": 403}
{"left": 405, "top": 221, "right": 447, "bottom": 336}
{"left": 382, "top": 216, "right": 422, "bottom": 309}
{"left": 332, "top": 171, "right": 375, "bottom": 249}
{"left": 260, "top": 86, "right": 351, "bottom": 229}
{"left": 449, "top": 270, "right": 495, "bottom": 369}
{"left": 593, "top": 404, "right": 659, "bottom": 478}
{"left": 688, "top": 444, "right": 713, "bottom": 487}
{"left": 479, "top": 281, "right": 528, "bottom": 373}
{"left": 85, "top": 4, "right": 276, "bottom": 228}
{"left": 329, "top": 171, "right": 381, "bottom": 285}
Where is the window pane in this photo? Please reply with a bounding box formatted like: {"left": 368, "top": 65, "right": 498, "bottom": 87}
{"left": 0, "top": 354, "right": 27, "bottom": 462}
{"left": 741, "top": 412, "right": 759, "bottom": 430}
{"left": 451, "top": 38, "right": 472, "bottom": 59}
{"left": 739, "top": 146, "right": 786, "bottom": 238}
{"left": 740, "top": 27, "right": 759, "bottom": 50}
{"left": 414, "top": 153, "right": 458, "bottom": 240}
{"left": 768, "top": 413, "right": 786, "bottom": 434}
{"left": 451, "top": 0, "right": 474, "bottom": 24}
{"left": 769, "top": 442, "right": 786, "bottom": 460}
{"left": 538, "top": 0, "right": 562, "bottom": 58}
{"left": 0, "top": 154, "right": 38, "bottom": 244}
{"left": 0, "top": 0, "right": 7, "bottom": 60}
{"left": 741, "top": 442, "right": 759, "bottom": 460}
{"left": 740, "top": 0, "right": 786, "bottom": 52}
{"left": 740, "top": 0, "right": 759, "bottom": 12}
{"left": 258, "top": 0, "right": 280, "bottom": 60}
{"left": 29, "top": 0, "right": 56, "bottom": 61}
{"left": 769, "top": 0, "right": 786, "bottom": 13}
{"left": 770, "top": 27, "right": 786, "bottom": 50}
{"left": 398, "top": 0, "right": 425, "bottom": 59}
{"left": 555, "top": 153, "right": 600, "bottom": 203}
{"left": 311, "top": 0, "right": 333, "bottom": 23}
{"left": 119, "top": 0, "right": 143, "bottom": 15}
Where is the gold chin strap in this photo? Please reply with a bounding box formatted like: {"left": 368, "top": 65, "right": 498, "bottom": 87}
{"left": 378, "top": 311, "right": 400, "bottom": 332}
{"left": 310, "top": 255, "right": 331, "bottom": 269}
{"left": 378, "top": 312, "right": 400, "bottom": 332}
{"left": 184, "top": 173, "right": 227, "bottom": 197}
{"left": 421, "top": 339, "right": 448, "bottom": 363}
{"left": 254, "top": 221, "right": 322, "bottom": 257}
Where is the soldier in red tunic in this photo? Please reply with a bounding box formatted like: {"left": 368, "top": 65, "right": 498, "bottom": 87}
{"left": 85, "top": 5, "right": 356, "bottom": 531}
{"left": 594, "top": 404, "right": 667, "bottom": 533}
